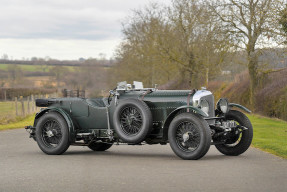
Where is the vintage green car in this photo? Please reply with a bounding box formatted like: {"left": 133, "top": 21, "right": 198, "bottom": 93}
{"left": 26, "top": 81, "right": 253, "bottom": 160}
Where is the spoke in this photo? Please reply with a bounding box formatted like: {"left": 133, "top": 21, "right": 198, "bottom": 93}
{"left": 132, "top": 121, "right": 141, "bottom": 128}
{"left": 41, "top": 120, "right": 62, "bottom": 148}
{"left": 120, "top": 106, "right": 142, "bottom": 136}
{"left": 175, "top": 121, "right": 201, "bottom": 152}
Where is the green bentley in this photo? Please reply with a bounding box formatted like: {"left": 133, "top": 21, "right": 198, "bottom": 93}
{"left": 25, "top": 81, "right": 253, "bottom": 160}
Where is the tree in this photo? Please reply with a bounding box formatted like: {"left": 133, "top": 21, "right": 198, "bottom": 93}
{"left": 211, "top": 0, "right": 285, "bottom": 106}
{"left": 279, "top": 4, "right": 287, "bottom": 35}
{"left": 7, "top": 64, "right": 23, "bottom": 87}
{"left": 166, "top": 0, "right": 231, "bottom": 87}
{"left": 115, "top": 1, "right": 230, "bottom": 88}
{"left": 115, "top": 3, "right": 176, "bottom": 87}
{"left": 50, "top": 66, "right": 66, "bottom": 89}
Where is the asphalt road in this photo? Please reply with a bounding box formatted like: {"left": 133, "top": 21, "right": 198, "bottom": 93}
{"left": 0, "top": 129, "right": 286, "bottom": 192}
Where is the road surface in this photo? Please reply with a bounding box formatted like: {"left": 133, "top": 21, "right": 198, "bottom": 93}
{"left": 0, "top": 129, "right": 286, "bottom": 192}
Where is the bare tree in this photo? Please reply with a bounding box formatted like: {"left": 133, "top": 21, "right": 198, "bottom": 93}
{"left": 211, "top": 0, "right": 285, "bottom": 106}
{"left": 115, "top": 1, "right": 231, "bottom": 88}
{"left": 279, "top": 4, "right": 287, "bottom": 38}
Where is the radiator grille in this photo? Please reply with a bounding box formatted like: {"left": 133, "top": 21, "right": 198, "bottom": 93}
{"left": 201, "top": 94, "right": 215, "bottom": 124}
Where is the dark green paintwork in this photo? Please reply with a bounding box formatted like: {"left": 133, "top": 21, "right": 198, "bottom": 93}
{"left": 229, "top": 103, "right": 252, "bottom": 113}
{"left": 33, "top": 89, "right": 250, "bottom": 143}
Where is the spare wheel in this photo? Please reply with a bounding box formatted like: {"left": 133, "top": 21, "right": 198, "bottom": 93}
{"left": 113, "top": 98, "right": 152, "bottom": 143}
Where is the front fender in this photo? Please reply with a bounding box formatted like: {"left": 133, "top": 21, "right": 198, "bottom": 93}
{"left": 34, "top": 107, "right": 76, "bottom": 142}
{"left": 229, "top": 103, "right": 251, "bottom": 113}
{"left": 162, "top": 106, "right": 208, "bottom": 141}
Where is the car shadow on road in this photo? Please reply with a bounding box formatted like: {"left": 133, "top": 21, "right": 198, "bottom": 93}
{"left": 62, "top": 148, "right": 245, "bottom": 161}
{"left": 64, "top": 150, "right": 176, "bottom": 160}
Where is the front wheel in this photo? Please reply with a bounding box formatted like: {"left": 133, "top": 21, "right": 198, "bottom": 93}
{"left": 35, "top": 112, "right": 70, "bottom": 155}
{"left": 168, "top": 113, "right": 211, "bottom": 160}
{"left": 215, "top": 110, "right": 253, "bottom": 156}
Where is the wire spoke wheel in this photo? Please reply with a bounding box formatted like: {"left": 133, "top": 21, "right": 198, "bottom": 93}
{"left": 113, "top": 98, "right": 152, "bottom": 143}
{"left": 168, "top": 113, "right": 211, "bottom": 160}
{"left": 215, "top": 110, "right": 253, "bottom": 156}
{"left": 119, "top": 106, "right": 143, "bottom": 136}
{"left": 36, "top": 112, "right": 70, "bottom": 155}
{"left": 175, "top": 121, "right": 201, "bottom": 152}
{"left": 41, "top": 119, "right": 62, "bottom": 148}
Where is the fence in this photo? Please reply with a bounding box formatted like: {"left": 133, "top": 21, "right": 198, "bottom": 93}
{"left": 0, "top": 90, "right": 85, "bottom": 123}
{"left": 0, "top": 93, "right": 58, "bottom": 122}
{"left": 62, "top": 89, "right": 85, "bottom": 98}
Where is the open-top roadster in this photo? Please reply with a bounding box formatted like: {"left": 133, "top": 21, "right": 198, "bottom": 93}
{"left": 26, "top": 81, "right": 253, "bottom": 160}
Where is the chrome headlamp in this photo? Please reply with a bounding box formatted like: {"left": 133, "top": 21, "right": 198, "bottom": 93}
{"left": 217, "top": 98, "right": 229, "bottom": 114}
{"left": 199, "top": 99, "right": 209, "bottom": 115}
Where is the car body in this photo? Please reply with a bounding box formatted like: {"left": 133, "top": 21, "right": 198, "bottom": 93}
{"left": 26, "top": 81, "right": 253, "bottom": 160}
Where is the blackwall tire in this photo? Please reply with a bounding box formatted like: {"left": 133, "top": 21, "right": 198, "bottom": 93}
{"left": 35, "top": 112, "right": 70, "bottom": 155}
{"left": 168, "top": 113, "right": 211, "bottom": 160}
{"left": 88, "top": 142, "right": 113, "bottom": 151}
{"left": 215, "top": 110, "right": 253, "bottom": 156}
{"left": 113, "top": 98, "right": 152, "bottom": 143}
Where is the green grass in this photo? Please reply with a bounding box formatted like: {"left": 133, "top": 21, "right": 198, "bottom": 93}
{"left": 0, "top": 63, "right": 77, "bottom": 72}
{"left": 0, "top": 101, "right": 16, "bottom": 116}
{"left": 248, "top": 114, "right": 287, "bottom": 158}
{"left": 0, "top": 101, "right": 38, "bottom": 125}
{"left": 0, "top": 114, "right": 35, "bottom": 130}
{"left": 0, "top": 101, "right": 33, "bottom": 117}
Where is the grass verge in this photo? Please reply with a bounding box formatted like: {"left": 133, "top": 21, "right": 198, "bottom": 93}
{"left": 247, "top": 114, "right": 287, "bottom": 159}
{"left": 0, "top": 114, "right": 35, "bottom": 131}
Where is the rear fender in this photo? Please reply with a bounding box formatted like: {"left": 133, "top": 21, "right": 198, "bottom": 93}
{"left": 34, "top": 107, "right": 76, "bottom": 142}
{"left": 162, "top": 106, "right": 208, "bottom": 141}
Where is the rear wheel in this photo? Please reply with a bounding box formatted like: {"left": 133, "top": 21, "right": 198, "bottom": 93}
{"left": 35, "top": 112, "right": 70, "bottom": 155}
{"left": 215, "top": 110, "right": 253, "bottom": 156}
{"left": 88, "top": 142, "right": 113, "bottom": 151}
{"left": 168, "top": 113, "right": 211, "bottom": 160}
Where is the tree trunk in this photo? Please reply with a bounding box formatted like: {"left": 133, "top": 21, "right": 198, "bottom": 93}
{"left": 247, "top": 45, "right": 258, "bottom": 108}
{"left": 205, "top": 68, "right": 209, "bottom": 88}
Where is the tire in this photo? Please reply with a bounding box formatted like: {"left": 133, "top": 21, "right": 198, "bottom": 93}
{"left": 35, "top": 112, "right": 70, "bottom": 155}
{"left": 88, "top": 142, "right": 113, "bottom": 151}
{"left": 215, "top": 110, "right": 253, "bottom": 156}
{"left": 168, "top": 113, "right": 211, "bottom": 160}
{"left": 113, "top": 98, "right": 152, "bottom": 143}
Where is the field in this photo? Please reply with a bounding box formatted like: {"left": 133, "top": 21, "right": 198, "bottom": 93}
{"left": 0, "top": 63, "right": 77, "bottom": 72}
{"left": 0, "top": 100, "right": 38, "bottom": 125}
{"left": 0, "top": 101, "right": 16, "bottom": 117}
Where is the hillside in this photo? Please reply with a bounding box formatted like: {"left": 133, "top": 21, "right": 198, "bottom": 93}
{"left": 209, "top": 68, "right": 287, "bottom": 121}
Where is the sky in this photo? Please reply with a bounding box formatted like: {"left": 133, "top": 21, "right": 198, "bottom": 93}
{"left": 0, "top": 0, "right": 170, "bottom": 60}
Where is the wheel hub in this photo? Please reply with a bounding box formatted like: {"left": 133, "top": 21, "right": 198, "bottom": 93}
{"left": 46, "top": 130, "right": 54, "bottom": 138}
{"left": 127, "top": 115, "right": 134, "bottom": 126}
{"left": 182, "top": 132, "right": 190, "bottom": 143}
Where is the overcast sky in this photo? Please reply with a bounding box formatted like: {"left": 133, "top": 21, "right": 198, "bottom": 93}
{"left": 0, "top": 0, "right": 170, "bottom": 60}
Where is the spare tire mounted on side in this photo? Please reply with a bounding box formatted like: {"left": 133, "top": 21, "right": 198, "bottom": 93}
{"left": 113, "top": 98, "right": 152, "bottom": 143}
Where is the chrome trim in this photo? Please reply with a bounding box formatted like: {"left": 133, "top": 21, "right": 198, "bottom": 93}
{"left": 192, "top": 90, "right": 213, "bottom": 106}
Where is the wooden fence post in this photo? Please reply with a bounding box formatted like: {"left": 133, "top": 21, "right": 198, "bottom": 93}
{"left": 4, "top": 90, "right": 6, "bottom": 101}
{"left": 31, "top": 95, "right": 35, "bottom": 112}
{"left": 15, "top": 97, "right": 18, "bottom": 116}
{"left": 27, "top": 96, "right": 30, "bottom": 114}
{"left": 20, "top": 96, "right": 25, "bottom": 116}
